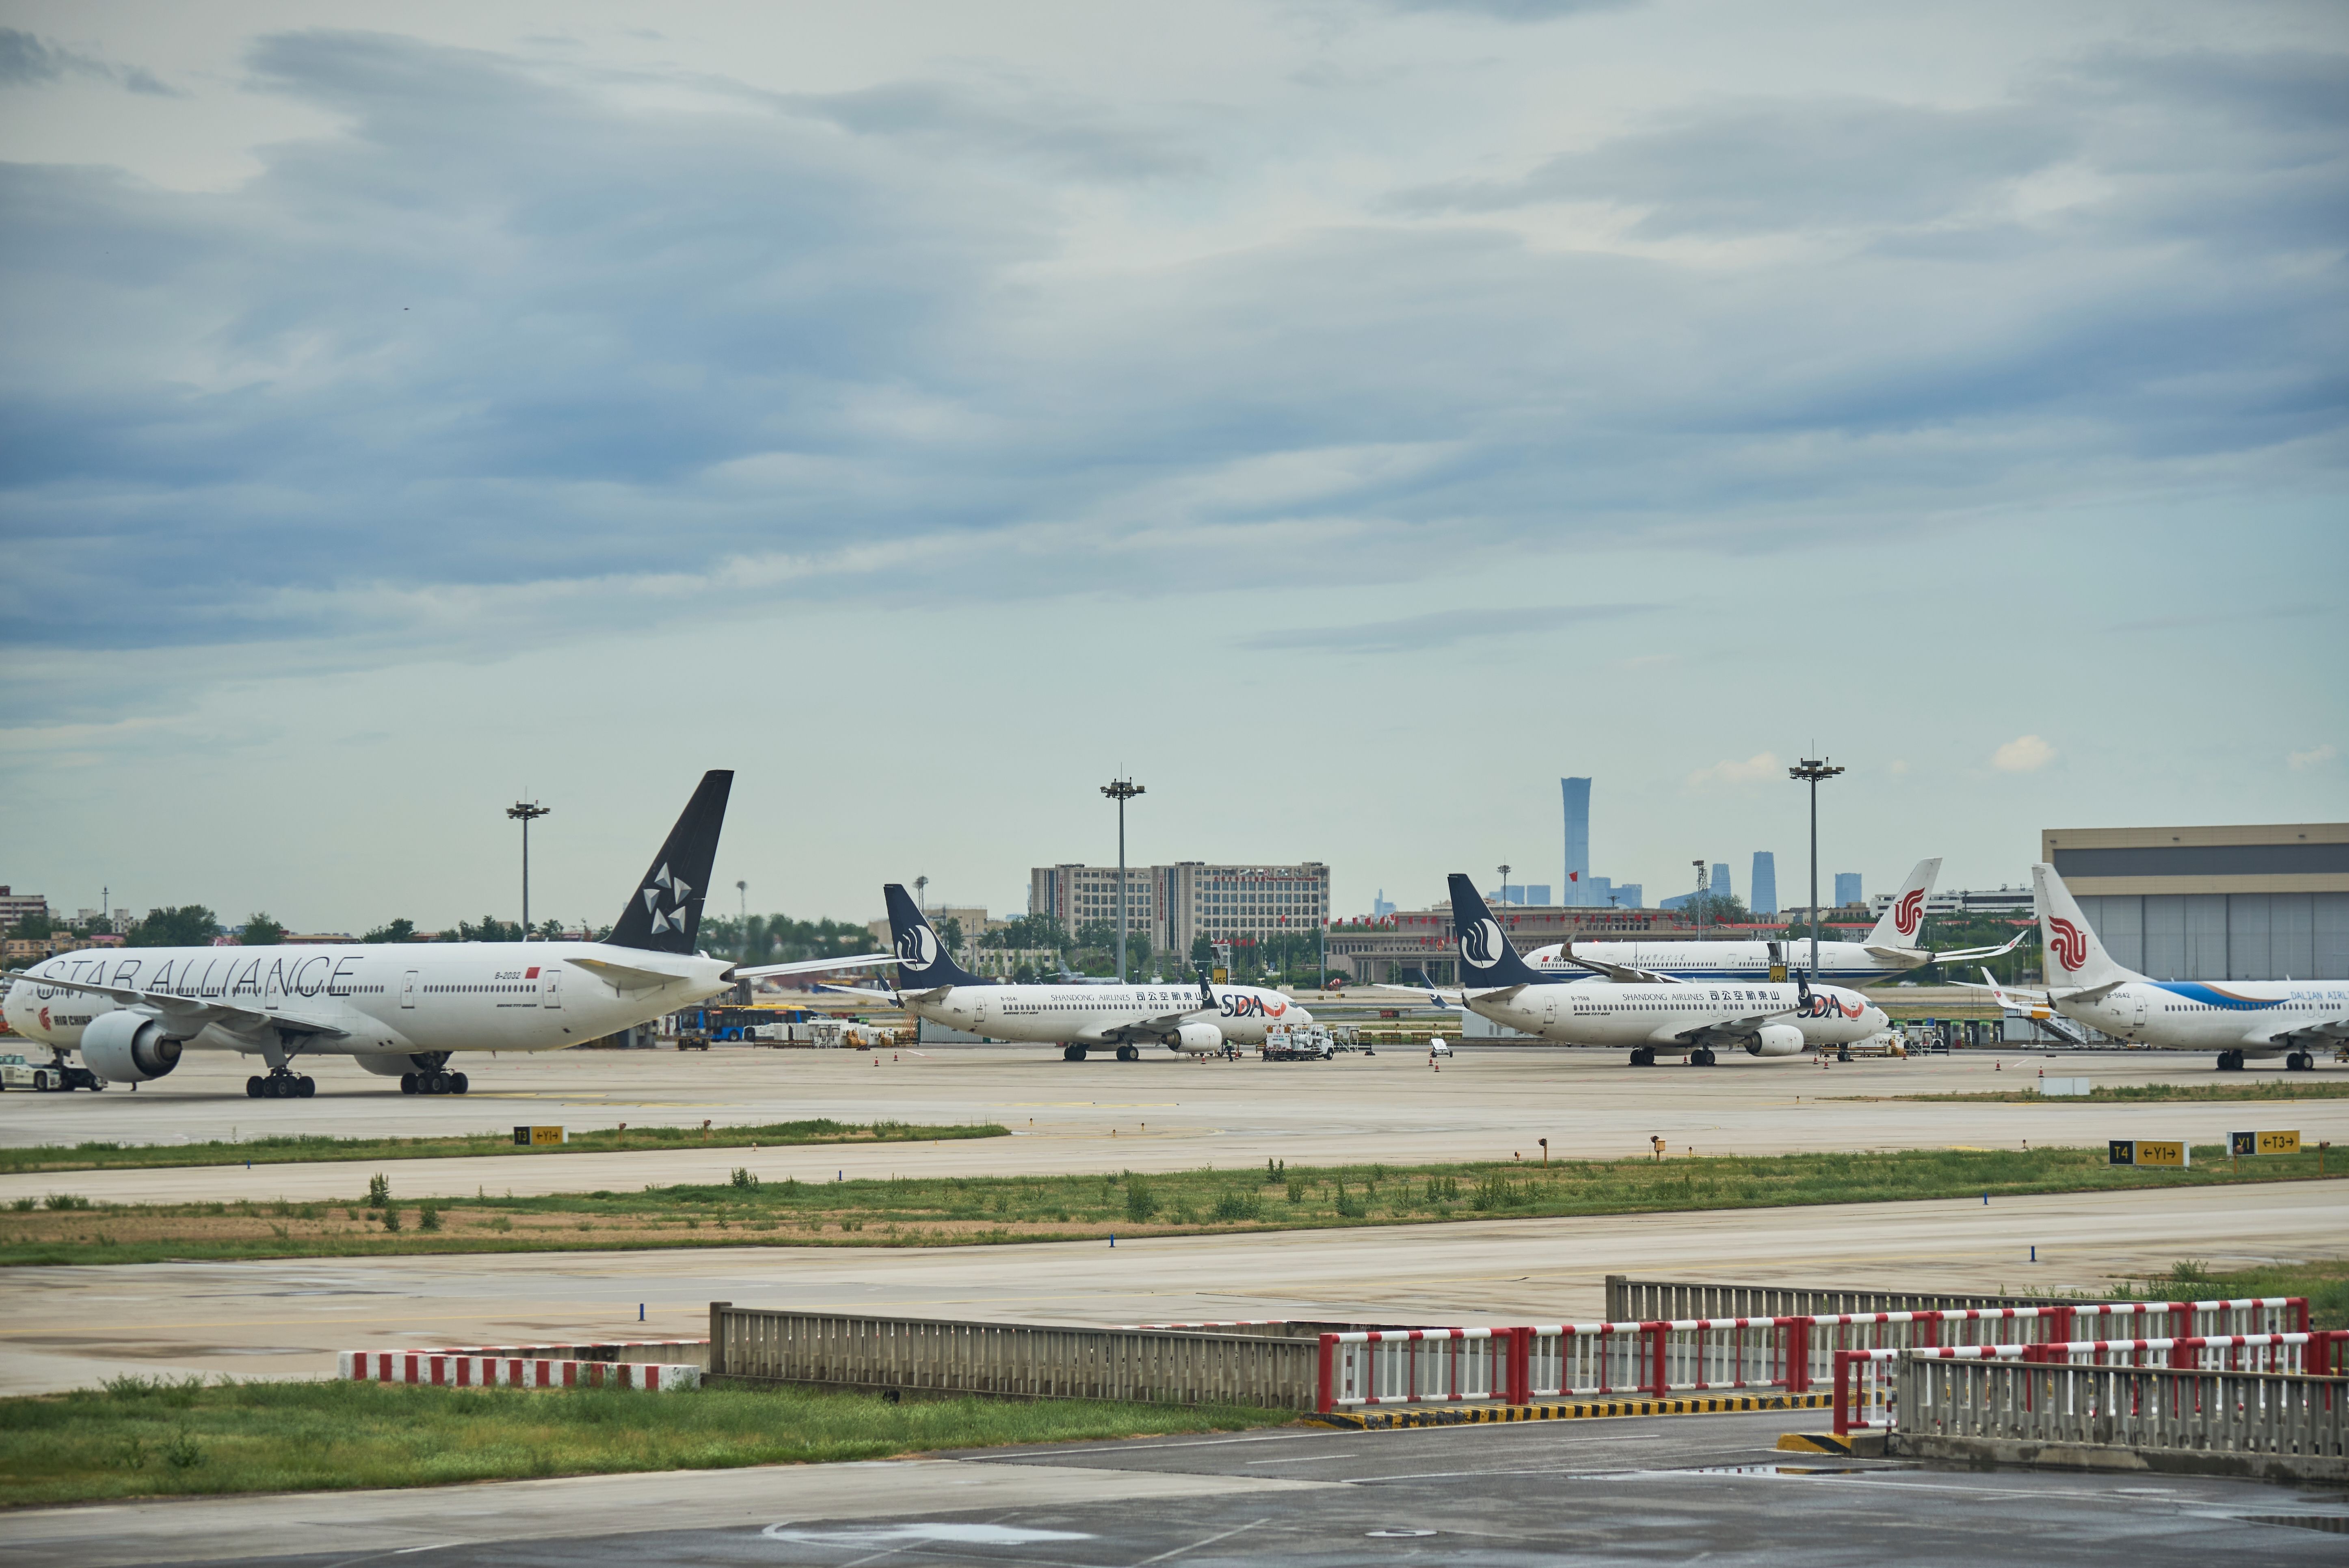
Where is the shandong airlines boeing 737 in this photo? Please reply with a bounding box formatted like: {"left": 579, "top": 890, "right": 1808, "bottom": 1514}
{"left": 807, "top": 884, "right": 1308, "bottom": 1059}
{"left": 1, "top": 771, "right": 877, "bottom": 1099}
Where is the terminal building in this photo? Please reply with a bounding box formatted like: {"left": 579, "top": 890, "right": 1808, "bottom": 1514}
{"left": 2046, "top": 822, "right": 2349, "bottom": 980}
{"left": 1030, "top": 861, "right": 1329, "bottom": 956}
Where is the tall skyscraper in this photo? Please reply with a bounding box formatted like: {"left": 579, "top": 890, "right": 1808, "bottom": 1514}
{"left": 1561, "top": 778, "right": 1591, "bottom": 906}
{"left": 1710, "top": 863, "right": 1731, "bottom": 899}
{"left": 1751, "top": 852, "right": 1778, "bottom": 916}
{"left": 1834, "top": 872, "right": 1863, "bottom": 908}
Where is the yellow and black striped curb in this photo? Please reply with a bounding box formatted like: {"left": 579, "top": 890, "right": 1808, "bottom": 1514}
{"left": 1776, "top": 1430, "right": 1888, "bottom": 1457}
{"left": 1307, "top": 1391, "right": 1833, "bottom": 1430}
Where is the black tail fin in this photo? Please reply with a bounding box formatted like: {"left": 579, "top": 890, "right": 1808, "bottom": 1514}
{"left": 884, "top": 883, "right": 985, "bottom": 988}
{"left": 1447, "top": 873, "right": 1547, "bottom": 987}
{"left": 607, "top": 771, "right": 732, "bottom": 954}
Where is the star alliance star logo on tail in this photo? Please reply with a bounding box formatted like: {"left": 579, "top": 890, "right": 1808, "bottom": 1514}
{"left": 2048, "top": 915, "right": 2087, "bottom": 972}
{"left": 642, "top": 863, "right": 695, "bottom": 935}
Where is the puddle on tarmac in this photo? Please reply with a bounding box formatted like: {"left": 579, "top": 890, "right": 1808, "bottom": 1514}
{"left": 761, "top": 1523, "right": 1093, "bottom": 1547}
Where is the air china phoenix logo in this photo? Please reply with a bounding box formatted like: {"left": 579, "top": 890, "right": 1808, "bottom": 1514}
{"left": 1460, "top": 919, "right": 1505, "bottom": 969}
{"left": 897, "top": 926, "right": 939, "bottom": 969}
{"left": 2048, "top": 916, "right": 2088, "bottom": 973}
{"left": 38, "top": 1007, "right": 50, "bottom": 1031}
{"left": 1893, "top": 888, "right": 1924, "bottom": 938}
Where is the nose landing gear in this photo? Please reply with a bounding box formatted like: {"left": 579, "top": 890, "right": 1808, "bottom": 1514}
{"left": 246, "top": 1070, "right": 316, "bottom": 1099}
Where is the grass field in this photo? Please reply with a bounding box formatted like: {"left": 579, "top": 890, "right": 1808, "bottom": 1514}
{"left": 2116, "top": 1256, "right": 2349, "bottom": 1329}
{"left": 0, "top": 1117, "right": 1008, "bottom": 1177}
{"left": 4, "top": 1144, "right": 2339, "bottom": 1266}
{"left": 1857, "top": 1079, "right": 2349, "bottom": 1104}
{"left": 0, "top": 1376, "right": 1291, "bottom": 1508}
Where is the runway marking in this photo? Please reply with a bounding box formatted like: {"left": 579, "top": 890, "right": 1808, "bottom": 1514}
{"left": 1134, "top": 1514, "right": 1271, "bottom": 1564}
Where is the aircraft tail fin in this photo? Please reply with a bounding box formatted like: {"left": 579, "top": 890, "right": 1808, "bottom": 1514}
{"left": 1862, "top": 858, "right": 1941, "bottom": 949}
{"left": 607, "top": 770, "right": 733, "bottom": 954}
{"left": 2032, "top": 863, "right": 2139, "bottom": 991}
{"left": 1447, "top": 874, "right": 1547, "bottom": 987}
{"left": 883, "top": 883, "right": 986, "bottom": 989}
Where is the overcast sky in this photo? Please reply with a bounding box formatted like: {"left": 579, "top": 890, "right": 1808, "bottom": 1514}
{"left": 2, "top": 0, "right": 2343, "bottom": 934}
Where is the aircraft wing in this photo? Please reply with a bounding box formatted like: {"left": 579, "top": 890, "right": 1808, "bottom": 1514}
{"left": 1370, "top": 982, "right": 1464, "bottom": 1009}
{"left": 1559, "top": 942, "right": 1684, "bottom": 985}
{"left": 1866, "top": 928, "right": 2031, "bottom": 966}
{"left": 0, "top": 969, "right": 348, "bottom": 1038}
{"left": 1671, "top": 1012, "right": 1780, "bottom": 1044}
{"left": 1461, "top": 984, "right": 1529, "bottom": 1006}
{"left": 1081, "top": 1007, "right": 1211, "bottom": 1044}
{"left": 809, "top": 982, "right": 913, "bottom": 1004}
{"left": 2244, "top": 1008, "right": 2349, "bottom": 1047}
{"left": 730, "top": 952, "right": 895, "bottom": 980}
{"left": 568, "top": 957, "right": 709, "bottom": 994}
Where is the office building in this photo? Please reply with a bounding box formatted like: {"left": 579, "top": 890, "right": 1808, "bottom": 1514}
{"left": 2045, "top": 822, "right": 2349, "bottom": 980}
{"left": 0, "top": 887, "right": 48, "bottom": 931}
{"left": 1562, "top": 778, "right": 1591, "bottom": 906}
{"left": 1751, "top": 852, "right": 1778, "bottom": 916}
{"left": 1032, "top": 861, "right": 1330, "bottom": 956}
{"left": 1710, "top": 863, "right": 1731, "bottom": 899}
{"left": 1834, "top": 872, "right": 1863, "bottom": 907}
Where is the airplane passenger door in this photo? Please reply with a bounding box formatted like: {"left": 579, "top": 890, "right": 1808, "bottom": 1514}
{"left": 400, "top": 971, "right": 418, "bottom": 1009}
{"left": 1542, "top": 993, "right": 1559, "bottom": 1026}
{"left": 542, "top": 968, "right": 561, "bottom": 1010}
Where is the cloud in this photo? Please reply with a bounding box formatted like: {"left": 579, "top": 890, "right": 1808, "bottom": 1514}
{"left": 1992, "top": 734, "right": 2057, "bottom": 773}
{"left": 1246, "top": 603, "right": 1653, "bottom": 653}
{"left": 1686, "top": 752, "right": 1782, "bottom": 789}
{"left": 1378, "top": 0, "right": 1639, "bottom": 19}
{"left": 2288, "top": 744, "right": 2338, "bottom": 771}
{"left": 0, "top": 27, "right": 178, "bottom": 95}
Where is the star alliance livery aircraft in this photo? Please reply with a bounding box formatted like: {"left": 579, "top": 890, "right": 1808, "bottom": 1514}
{"left": 814, "top": 884, "right": 1308, "bottom": 1060}
{"left": 1, "top": 771, "right": 872, "bottom": 1099}
{"left": 1521, "top": 859, "right": 2025, "bottom": 986}
{"left": 1441, "top": 876, "right": 1887, "bottom": 1065}
{"left": 1985, "top": 865, "right": 2348, "bottom": 1072}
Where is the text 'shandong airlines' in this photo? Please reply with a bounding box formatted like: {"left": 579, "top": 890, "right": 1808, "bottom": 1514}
{"left": 0, "top": 771, "right": 885, "bottom": 1099}
{"left": 1983, "top": 865, "right": 2347, "bottom": 1072}
{"left": 806, "top": 884, "right": 1305, "bottom": 1060}
{"left": 1520, "top": 858, "right": 2025, "bottom": 986}
{"left": 1443, "top": 874, "right": 1886, "bottom": 1066}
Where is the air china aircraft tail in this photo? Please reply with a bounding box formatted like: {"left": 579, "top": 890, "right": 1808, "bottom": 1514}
{"left": 1446, "top": 875, "right": 1548, "bottom": 988}
{"left": 883, "top": 883, "right": 987, "bottom": 991}
{"left": 607, "top": 770, "right": 733, "bottom": 953}
{"left": 1860, "top": 858, "right": 1941, "bottom": 953}
{"left": 2032, "top": 863, "right": 2141, "bottom": 991}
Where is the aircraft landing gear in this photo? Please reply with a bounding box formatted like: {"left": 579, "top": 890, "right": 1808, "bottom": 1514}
{"left": 1062, "top": 1045, "right": 1087, "bottom": 1062}
{"left": 1629, "top": 1047, "right": 1655, "bottom": 1067}
{"left": 2286, "top": 1051, "right": 2313, "bottom": 1072}
{"left": 400, "top": 1070, "right": 469, "bottom": 1095}
{"left": 2217, "top": 1050, "right": 2245, "bottom": 1072}
{"left": 1690, "top": 1047, "right": 1717, "bottom": 1066}
{"left": 1115, "top": 1045, "right": 1140, "bottom": 1062}
{"left": 247, "top": 1070, "right": 316, "bottom": 1099}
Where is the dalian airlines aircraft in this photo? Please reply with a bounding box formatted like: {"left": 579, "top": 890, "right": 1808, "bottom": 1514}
{"left": 1, "top": 772, "right": 878, "bottom": 1099}
{"left": 1985, "top": 865, "right": 2347, "bottom": 1072}
{"left": 813, "top": 885, "right": 1308, "bottom": 1060}
{"left": 1522, "top": 859, "right": 2025, "bottom": 986}
{"left": 1439, "top": 876, "right": 1886, "bottom": 1065}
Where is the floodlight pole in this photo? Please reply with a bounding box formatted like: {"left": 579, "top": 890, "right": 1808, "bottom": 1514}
{"left": 1498, "top": 864, "right": 1511, "bottom": 906}
{"left": 506, "top": 800, "right": 549, "bottom": 938}
{"left": 1101, "top": 778, "right": 1144, "bottom": 982}
{"left": 1788, "top": 758, "right": 1845, "bottom": 982}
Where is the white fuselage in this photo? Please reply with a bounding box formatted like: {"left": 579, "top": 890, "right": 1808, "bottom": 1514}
{"left": 2053, "top": 978, "right": 2349, "bottom": 1055}
{"left": 1467, "top": 980, "right": 1887, "bottom": 1055}
{"left": 1524, "top": 939, "right": 1922, "bottom": 985}
{"left": 909, "top": 982, "right": 1307, "bottom": 1050}
{"left": 4, "top": 943, "right": 735, "bottom": 1062}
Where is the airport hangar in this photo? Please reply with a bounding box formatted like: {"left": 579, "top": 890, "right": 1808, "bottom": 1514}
{"left": 2049, "top": 821, "right": 2349, "bottom": 980}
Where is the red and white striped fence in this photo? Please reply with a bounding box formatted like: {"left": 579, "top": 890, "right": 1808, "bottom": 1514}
{"left": 339, "top": 1350, "right": 700, "bottom": 1391}
{"left": 1832, "top": 1331, "right": 2347, "bottom": 1433}
{"left": 1313, "top": 1298, "right": 2310, "bottom": 1414}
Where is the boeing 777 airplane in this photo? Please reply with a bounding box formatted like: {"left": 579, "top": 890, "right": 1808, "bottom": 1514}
{"left": 807, "top": 884, "right": 1308, "bottom": 1060}
{"left": 1522, "top": 859, "right": 2024, "bottom": 985}
{"left": 1438, "top": 876, "right": 1887, "bottom": 1064}
{"left": 1976, "top": 865, "right": 2348, "bottom": 1072}
{"left": 1, "top": 771, "right": 876, "bottom": 1099}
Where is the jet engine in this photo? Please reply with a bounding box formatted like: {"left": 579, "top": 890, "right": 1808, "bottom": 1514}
{"left": 78, "top": 1011, "right": 184, "bottom": 1082}
{"left": 1743, "top": 1024, "right": 1806, "bottom": 1058}
{"left": 1172, "top": 1023, "right": 1224, "bottom": 1054}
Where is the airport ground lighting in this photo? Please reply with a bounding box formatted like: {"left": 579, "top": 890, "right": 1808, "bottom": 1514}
{"left": 1787, "top": 758, "right": 1846, "bottom": 982}
{"left": 505, "top": 799, "right": 549, "bottom": 938}
{"left": 1101, "top": 777, "right": 1144, "bottom": 982}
